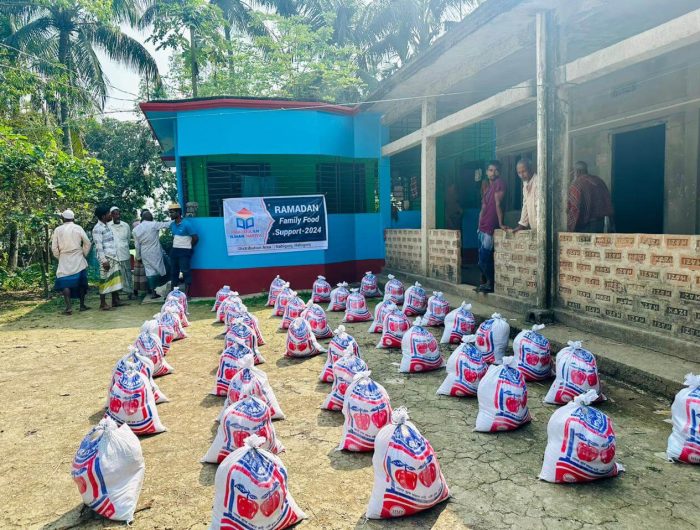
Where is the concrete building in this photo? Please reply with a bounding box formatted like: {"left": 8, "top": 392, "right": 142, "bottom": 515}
{"left": 367, "top": 0, "right": 700, "bottom": 358}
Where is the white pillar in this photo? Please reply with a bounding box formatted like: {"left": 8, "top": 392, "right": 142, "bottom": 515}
{"left": 421, "top": 98, "right": 437, "bottom": 276}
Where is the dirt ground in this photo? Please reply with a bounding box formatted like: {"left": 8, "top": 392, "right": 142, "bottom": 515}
{"left": 1, "top": 292, "right": 699, "bottom": 530}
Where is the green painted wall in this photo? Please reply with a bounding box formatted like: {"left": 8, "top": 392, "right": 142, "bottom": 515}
{"left": 183, "top": 154, "right": 378, "bottom": 217}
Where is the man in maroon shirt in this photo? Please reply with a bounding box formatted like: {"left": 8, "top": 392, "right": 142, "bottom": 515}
{"left": 567, "top": 161, "right": 615, "bottom": 233}
{"left": 476, "top": 160, "right": 507, "bottom": 293}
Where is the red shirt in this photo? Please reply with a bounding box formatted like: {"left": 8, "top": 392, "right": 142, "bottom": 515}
{"left": 478, "top": 177, "right": 506, "bottom": 235}
{"left": 567, "top": 174, "right": 614, "bottom": 231}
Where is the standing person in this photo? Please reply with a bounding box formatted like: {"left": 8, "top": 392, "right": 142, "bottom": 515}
{"left": 476, "top": 160, "right": 507, "bottom": 293}
{"left": 51, "top": 209, "right": 92, "bottom": 314}
{"left": 511, "top": 158, "right": 538, "bottom": 233}
{"left": 92, "top": 205, "right": 124, "bottom": 310}
{"left": 133, "top": 210, "right": 171, "bottom": 299}
{"left": 168, "top": 202, "right": 198, "bottom": 295}
{"left": 131, "top": 215, "right": 148, "bottom": 298}
{"left": 567, "top": 161, "right": 615, "bottom": 233}
{"left": 107, "top": 206, "right": 134, "bottom": 300}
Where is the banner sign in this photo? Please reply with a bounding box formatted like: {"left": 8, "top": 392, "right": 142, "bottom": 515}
{"left": 223, "top": 195, "right": 328, "bottom": 255}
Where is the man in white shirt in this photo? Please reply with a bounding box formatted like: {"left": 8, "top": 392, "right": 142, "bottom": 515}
{"left": 511, "top": 159, "right": 538, "bottom": 233}
{"left": 108, "top": 206, "right": 134, "bottom": 300}
{"left": 133, "top": 210, "right": 171, "bottom": 298}
{"left": 51, "top": 209, "right": 91, "bottom": 314}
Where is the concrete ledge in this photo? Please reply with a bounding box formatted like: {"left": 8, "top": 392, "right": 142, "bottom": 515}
{"left": 381, "top": 269, "right": 689, "bottom": 400}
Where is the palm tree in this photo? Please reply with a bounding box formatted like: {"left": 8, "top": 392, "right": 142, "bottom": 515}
{"left": 1, "top": 0, "right": 161, "bottom": 154}
{"left": 360, "top": 0, "right": 483, "bottom": 70}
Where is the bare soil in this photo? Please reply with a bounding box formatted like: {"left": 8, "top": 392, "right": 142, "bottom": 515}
{"left": 0, "top": 294, "right": 698, "bottom": 529}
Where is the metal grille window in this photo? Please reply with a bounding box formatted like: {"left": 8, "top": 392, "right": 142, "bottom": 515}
{"left": 316, "top": 162, "right": 367, "bottom": 214}
{"left": 207, "top": 163, "right": 271, "bottom": 216}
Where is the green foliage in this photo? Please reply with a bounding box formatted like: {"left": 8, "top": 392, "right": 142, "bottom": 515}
{"left": 80, "top": 118, "right": 177, "bottom": 223}
{"left": 167, "top": 13, "right": 367, "bottom": 103}
{"left": 0, "top": 263, "right": 46, "bottom": 292}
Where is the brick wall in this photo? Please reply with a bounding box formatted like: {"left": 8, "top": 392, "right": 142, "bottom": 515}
{"left": 385, "top": 229, "right": 422, "bottom": 273}
{"left": 429, "top": 229, "right": 461, "bottom": 283}
{"left": 494, "top": 230, "right": 539, "bottom": 303}
{"left": 557, "top": 233, "right": 700, "bottom": 344}
{"left": 385, "top": 229, "right": 461, "bottom": 283}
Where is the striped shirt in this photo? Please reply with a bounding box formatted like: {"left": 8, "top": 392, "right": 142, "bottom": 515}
{"left": 92, "top": 221, "right": 117, "bottom": 263}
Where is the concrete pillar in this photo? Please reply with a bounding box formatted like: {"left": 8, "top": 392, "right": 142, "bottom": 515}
{"left": 549, "top": 14, "right": 570, "bottom": 307}
{"left": 421, "top": 98, "right": 437, "bottom": 276}
{"left": 535, "top": 12, "right": 550, "bottom": 309}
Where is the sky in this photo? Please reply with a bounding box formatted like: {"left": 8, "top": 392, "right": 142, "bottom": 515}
{"left": 99, "top": 25, "right": 172, "bottom": 121}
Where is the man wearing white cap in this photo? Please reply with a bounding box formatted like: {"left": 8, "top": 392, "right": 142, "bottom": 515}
{"left": 107, "top": 206, "right": 134, "bottom": 300}
{"left": 51, "top": 209, "right": 91, "bottom": 314}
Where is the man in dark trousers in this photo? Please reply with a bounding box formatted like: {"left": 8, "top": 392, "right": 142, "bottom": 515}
{"left": 567, "top": 161, "right": 615, "bottom": 233}
{"left": 476, "top": 160, "right": 507, "bottom": 293}
{"left": 168, "top": 202, "right": 199, "bottom": 295}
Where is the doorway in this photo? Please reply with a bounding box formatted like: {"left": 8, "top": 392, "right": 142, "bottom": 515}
{"left": 612, "top": 124, "right": 665, "bottom": 234}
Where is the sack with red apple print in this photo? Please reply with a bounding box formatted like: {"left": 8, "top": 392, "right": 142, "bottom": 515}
{"left": 360, "top": 271, "right": 382, "bottom": 298}
{"left": 109, "top": 348, "right": 168, "bottom": 405}
{"left": 436, "top": 335, "right": 487, "bottom": 397}
{"left": 474, "top": 356, "right": 531, "bottom": 432}
{"left": 376, "top": 303, "right": 410, "bottom": 349}
{"left": 226, "top": 318, "right": 265, "bottom": 365}
{"left": 220, "top": 291, "right": 246, "bottom": 324}
{"left": 133, "top": 319, "right": 173, "bottom": 377}
{"left": 238, "top": 310, "right": 266, "bottom": 346}
{"left": 166, "top": 285, "right": 189, "bottom": 316}
{"left": 328, "top": 282, "right": 350, "bottom": 312}
{"left": 513, "top": 324, "right": 552, "bottom": 381}
{"left": 160, "top": 305, "right": 187, "bottom": 340}
{"left": 312, "top": 275, "right": 331, "bottom": 303}
{"left": 221, "top": 354, "right": 285, "bottom": 421}
{"left": 667, "top": 373, "right": 700, "bottom": 464}
{"left": 285, "top": 317, "right": 326, "bottom": 359}
{"left": 302, "top": 301, "right": 333, "bottom": 339}
{"left": 213, "top": 284, "right": 231, "bottom": 313}
{"left": 399, "top": 317, "right": 444, "bottom": 373}
{"left": 273, "top": 282, "right": 293, "bottom": 317}
{"left": 544, "top": 341, "right": 604, "bottom": 405}
{"left": 402, "top": 282, "right": 427, "bottom": 317}
{"left": 106, "top": 367, "right": 167, "bottom": 435}
{"left": 203, "top": 396, "right": 284, "bottom": 464}
{"left": 160, "top": 295, "right": 190, "bottom": 328}
{"left": 440, "top": 302, "right": 476, "bottom": 345}
{"left": 368, "top": 299, "right": 391, "bottom": 334}
{"left": 72, "top": 417, "right": 145, "bottom": 522}
{"left": 319, "top": 325, "right": 360, "bottom": 383}
{"left": 366, "top": 407, "right": 449, "bottom": 519}
{"left": 153, "top": 312, "right": 174, "bottom": 353}
{"left": 280, "top": 291, "right": 306, "bottom": 330}
{"left": 423, "top": 292, "right": 449, "bottom": 327}
{"left": 212, "top": 342, "right": 255, "bottom": 396}
{"left": 267, "top": 275, "right": 286, "bottom": 307}
{"left": 384, "top": 274, "right": 405, "bottom": 305}
{"left": 540, "top": 390, "right": 624, "bottom": 483}
{"left": 475, "top": 313, "right": 510, "bottom": 364}
{"left": 338, "top": 371, "right": 392, "bottom": 451}
{"left": 210, "top": 435, "right": 306, "bottom": 530}
{"left": 343, "top": 289, "right": 373, "bottom": 323}
{"left": 322, "top": 347, "right": 369, "bottom": 411}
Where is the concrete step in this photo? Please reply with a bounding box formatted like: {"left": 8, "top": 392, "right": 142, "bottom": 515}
{"left": 380, "top": 271, "right": 695, "bottom": 401}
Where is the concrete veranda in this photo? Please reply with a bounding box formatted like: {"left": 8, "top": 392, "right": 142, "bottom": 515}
{"left": 0, "top": 294, "right": 698, "bottom": 529}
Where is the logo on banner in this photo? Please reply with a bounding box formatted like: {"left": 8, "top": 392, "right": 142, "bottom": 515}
{"left": 235, "top": 208, "right": 255, "bottom": 230}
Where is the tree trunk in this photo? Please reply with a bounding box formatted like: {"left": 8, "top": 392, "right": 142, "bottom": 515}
{"left": 189, "top": 26, "right": 199, "bottom": 98}
{"left": 7, "top": 223, "right": 19, "bottom": 271}
{"left": 57, "top": 29, "right": 73, "bottom": 155}
{"left": 224, "top": 23, "right": 234, "bottom": 74}
{"left": 40, "top": 230, "right": 49, "bottom": 300}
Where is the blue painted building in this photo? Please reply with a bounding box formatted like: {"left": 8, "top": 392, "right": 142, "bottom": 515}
{"left": 140, "top": 97, "right": 390, "bottom": 296}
